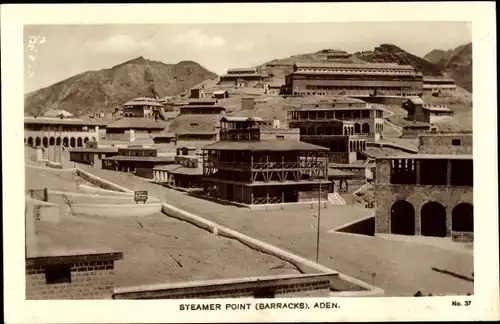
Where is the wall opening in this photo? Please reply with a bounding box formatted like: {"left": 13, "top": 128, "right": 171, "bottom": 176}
{"left": 45, "top": 266, "right": 71, "bottom": 284}
{"left": 391, "top": 200, "right": 415, "bottom": 235}
{"left": 452, "top": 203, "right": 473, "bottom": 232}
{"left": 421, "top": 201, "right": 447, "bottom": 237}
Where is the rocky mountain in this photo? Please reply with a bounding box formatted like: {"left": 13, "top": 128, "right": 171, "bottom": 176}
{"left": 258, "top": 44, "right": 447, "bottom": 79}
{"left": 424, "top": 43, "right": 472, "bottom": 92}
{"left": 24, "top": 57, "right": 217, "bottom": 116}
{"left": 352, "top": 44, "right": 443, "bottom": 76}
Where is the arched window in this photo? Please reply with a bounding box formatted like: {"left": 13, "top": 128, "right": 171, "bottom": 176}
{"left": 49, "top": 137, "right": 55, "bottom": 146}
{"left": 77, "top": 137, "right": 83, "bottom": 147}
{"left": 42, "top": 137, "right": 48, "bottom": 148}
{"left": 354, "top": 123, "right": 361, "bottom": 134}
{"left": 452, "top": 203, "right": 473, "bottom": 232}
{"left": 56, "top": 137, "right": 61, "bottom": 146}
{"left": 391, "top": 200, "right": 415, "bottom": 235}
{"left": 63, "top": 137, "right": 69, "bottom": 147}
{"left": 84, "top": 137, "right": 89, "bottom": 143}
{"left": 70, "top": 137, "right": 76, "bottom": 148}
{"left": 28, "top": 137, "right": 34, "bottom": 146}
{"left": 362, "top": 123, "right": 370, "bottom": 134}
{"left": 421, "top": 202, "right": 447, "bottom": 237}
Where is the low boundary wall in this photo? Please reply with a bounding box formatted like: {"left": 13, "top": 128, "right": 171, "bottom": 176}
{"left": 63, "top": 203, "right": 162, "bottom": 217}
{"left": 48, "top": 190, "right": 160, "bottom": 205}
{"left": 78, "top": 185, "right": 134, "bottom": 197}
{"left": 113, "top": 273, "right": 333, "bottom": 299}
{"left": 70, "top": 167, "right": 384, "bottom": 296}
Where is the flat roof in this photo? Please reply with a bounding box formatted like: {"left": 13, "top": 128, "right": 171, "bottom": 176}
{"left": 220, "top": 73, "right": 266, "bottom": 78}
{"left": 377, "top": 154, "right": 473, "bottom": 160}
{"left": 423, "top": 105, "right": 453, "bottom": 112}
{"left": 203, "top": 139, "right": 329, "bottom": 152}
{"left": 103, "top": 156, "right": 175, "bottom": 162}
{"left": 221, "top": 116, "right": 264, "bottom": 122}
{"left": 29, "top": 212, "right": 301, "bottom": 287}
{"left": 24, "top": 117, "right": 107, "bottom": 127}
{"left": 123, "top": 99, "right": 164, "bottom": 107}
{"left": 294, "top": 62, "right": 416, "bottom": 69}
{"left": 170, "top": 166, "right": 203, "bottom": 176}
{"left": 68, "top": 147, "right": 118, "bottom": 153}
{"left": 106, "top": 118, "right": 166, "bottom": 130}
{"left": 153, "top": 164, "right": 183, "bottom": 171}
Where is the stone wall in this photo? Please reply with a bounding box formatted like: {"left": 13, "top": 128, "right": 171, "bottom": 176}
{"left": 113, "top": 274, "right": 333, "bottom": 299}
{"left": 26, "top": 253, "right": 122, "bottom": 300}
{"left": 374, "top": 183, "right": 473, "bottom": 235}
{"left": 418, "top": 134, "right": 473, "bottom": 154}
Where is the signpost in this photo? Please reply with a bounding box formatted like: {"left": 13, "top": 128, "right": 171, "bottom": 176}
{"left": 134, "top": 190, "right": 148, "bottom": 204}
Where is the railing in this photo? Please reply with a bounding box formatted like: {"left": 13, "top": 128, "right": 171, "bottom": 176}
{"left": 252, "top": 161, "right": 326, "bottom": 170}
{"left": 252, "top": 196, "right": 283, "bottom": 205}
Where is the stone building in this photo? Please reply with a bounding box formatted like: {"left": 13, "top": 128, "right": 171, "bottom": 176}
{"left": 422, "top": 77, "right": 457, "bottom": 94}
{"left": 68, "top": 141, "right": 118, "bottom": 168}
{"left": 105, "top": 118, "right": 165, "bottom": 141}
{"left": 202, "top": 117, "right": 329, "bottom": 206}
{"left": 403, "top": 97, "right": 454, "bottom": 124}
{"left": 285, "top": 62, "right": 423, "bottom": 97}
{"left": 374, "top": 133, "right": 473, "bottom": 242}
{"left": 287, "top": 97, "right": 386, "bottom": 164}
{"left": 24, "top": 116, "right": 107, "bottom": 163}
{"left": 218, "top": 67, "right": 267, "bottom": 87}
{"left": 122, "top": 97, "right": 164, "bottom": 119}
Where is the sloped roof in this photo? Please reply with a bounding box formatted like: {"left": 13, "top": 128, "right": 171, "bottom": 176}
{"left": 24, "top": 117, "right": 106, "bottom": 127}
{"left": 203, "top": 139, "right": 329, "bottom": 152}
{"left": 294, "top": 62, "right": 415, "bottom": 70}
{"left": 221, "top": 116, "right": 264, "bottom": 122}
{"left": 106, "top": 118, "right": 166, "bottom": 130}
{"left": 407, "top": 97, "right": 425, "bottom": 105}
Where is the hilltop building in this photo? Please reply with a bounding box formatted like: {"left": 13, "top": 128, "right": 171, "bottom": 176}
{"left": 422, "top": 77, "right": 457, "bottom": 94}
{"left": 374, "top": 133, "right": 473, "bottom": 242}
{"left": 218, "top": 68, "right": 267, "bottom": 88}
{"left": 202, "top": 116, "right": 329, "bottom": 206}
{"left": 285, "top": 62, "right": 423, "bottom": 97}
{"left": 122, "top": 97, "right": 164, "bottom": 119}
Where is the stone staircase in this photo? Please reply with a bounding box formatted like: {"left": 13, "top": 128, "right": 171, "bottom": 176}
{"left": 328, "top": 192, "right": 347, "bottom": 205}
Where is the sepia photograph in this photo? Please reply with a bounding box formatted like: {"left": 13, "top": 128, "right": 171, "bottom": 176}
{"left": 2, "top": 2, "right": 499, "bottom": 323}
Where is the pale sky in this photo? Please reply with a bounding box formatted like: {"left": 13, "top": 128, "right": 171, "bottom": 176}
{"left": 24, "top": 22, "right": 471, "bottom": 93}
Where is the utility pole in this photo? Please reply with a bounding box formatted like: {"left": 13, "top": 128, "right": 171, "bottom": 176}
{"left": 315, "top": 180, "right": 321, "bottom": 264}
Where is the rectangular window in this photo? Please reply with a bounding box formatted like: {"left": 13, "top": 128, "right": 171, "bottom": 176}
{"left": 452, "top": 139, "right": 462, "bottom": 146}
{"left": 45, "top": 266, "right": 71, "bottom": 284}
{"left": 276, "top": 135, "right": 285, "bottom": 141}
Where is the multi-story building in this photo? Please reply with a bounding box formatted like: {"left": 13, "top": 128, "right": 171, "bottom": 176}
{"left": 285, "top": 62, "right": 423, "bottom": 97}
{"left": 286, "top": 97, "right": 386, "bottom": 163}
{"left": 374, "top": 133, "right": 473, "bottom": 242}
{"left": 105, "top": 118, "right": 165, "bottom": 141}
{"left": 202, "top": 117, "right": 329, "bottom": 206}
{"left": 218, "top": 68, "right": 267, "bottom": 87}
{"left": 24, "top": 116, "right": 108, "bottom": 162}
{"left": 122, "top": 97, "right": 164, "bottom": 119}
{"left": 422, "top": 77, "right": 457, "bottom": 93}
{"left": 179, "top": 99, "right": 226, "bottom": 115}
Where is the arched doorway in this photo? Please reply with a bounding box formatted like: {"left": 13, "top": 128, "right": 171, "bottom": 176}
{"left": 452, "top": 203, "right": 473, "bottom": 232}
{"left": 42, "top": 137, "right": 48, "bottom": 148}
{"left": 63, "top": 137, "right": 69, "bottom": 147}
{"left": 421, "top": 202, "right": 447, "bottom": 237}
{"left": 77, "top": 137, "right": 83, "bottom": 147}
{"left": 28, "top": 137, "right": 34, "bottom": 146}
{"left": 70, "top": 137, "right": 76, "bottom": 148}
{"left": 56, "top": 137, "right": 61, "bottom": 146}
{"left": 35, "top": 137, "right": 41, "bottom": 146}
{"left": 354, "top": 123, "right": 361, "bottom": 134}
{"left": 362, "top": 123, "right": 370, "bottom": 134}
{"left": 49, "top": 137, "right": 55, "bottom": 146}
{"left": 391, "top": 200, "right": 415, "bottom": 235}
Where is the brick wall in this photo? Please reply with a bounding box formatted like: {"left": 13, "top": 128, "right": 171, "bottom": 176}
{"left": 113, "top": 274, "right": 334, "bottom": 299}
{"left": 26, "top": 254, "right": 122, "bottom": 300}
